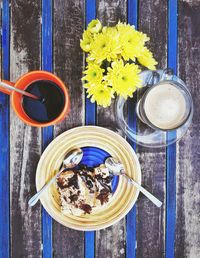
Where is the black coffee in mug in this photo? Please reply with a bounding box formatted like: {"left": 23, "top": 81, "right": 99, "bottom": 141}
{"left": 22, "top": 80, "right": 65, "bottom": 123}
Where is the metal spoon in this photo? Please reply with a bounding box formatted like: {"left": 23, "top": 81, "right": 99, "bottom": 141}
{"left": 105, "top": 157, "right": 162, "bottom": 207}
{"left": 0, "top": 81, "right": 39, "bottom": 100}
{"left": 28, "top": 148, "right": 83, "bottom": 207}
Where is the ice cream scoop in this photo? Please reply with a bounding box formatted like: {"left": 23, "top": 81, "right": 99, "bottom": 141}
{"left": 57, "top": 164, "right": 113, "bottom": 216}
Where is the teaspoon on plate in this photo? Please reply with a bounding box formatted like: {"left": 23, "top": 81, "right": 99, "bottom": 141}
{"left": 28, "top": 148, "right": 83, "bottom": 207}
{"left": 105, "top": 157, "right": 162, "bottom": 207}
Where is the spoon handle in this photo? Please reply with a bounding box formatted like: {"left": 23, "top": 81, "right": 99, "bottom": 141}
{"left": 28, "top": 170, "right": 62, "bottom": 207}
{"left": 0, "top": 81, "right": 39, "bottom": 100}
{"left": 123, "top": 174, "right": 162, "bottom": 207}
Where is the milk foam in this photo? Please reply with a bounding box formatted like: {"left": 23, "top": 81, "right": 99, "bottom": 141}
{"left": 144, "top": 83, "right": 187, "bottom": 129}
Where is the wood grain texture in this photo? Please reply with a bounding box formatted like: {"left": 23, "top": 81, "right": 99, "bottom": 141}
{"left": 175, "top": 1, "right": 200, "bottom": 257}
{"left": 95, "top": 1, "right": 127, "bottom": 258}
{"left": 53, "top": 0, "right": 84, "bottom": 135}
{"left": 96, "top": 0, "right": 127, "bottom": 133}
{"left": 53, "top": 0, "right": 85, "bottom": 257}
{"left": 10, "top": 1, "right": 42, "bottom": 257}
{"left": 136, "top": 1, "right": 167, "bottom": 257}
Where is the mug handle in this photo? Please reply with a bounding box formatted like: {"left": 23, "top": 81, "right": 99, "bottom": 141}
{"left": 0, "top": 80, "right": 15, "bottom": 95}
{"left": 146, "top": 71, "right": 160, "bottom": 87}
{"left": 161, "top": 68, "right": 174, "bottom": 81}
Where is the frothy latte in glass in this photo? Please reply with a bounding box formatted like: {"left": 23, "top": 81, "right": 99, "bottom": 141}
{"left": 138, "top": 82, "right": 191, "bottom": 130}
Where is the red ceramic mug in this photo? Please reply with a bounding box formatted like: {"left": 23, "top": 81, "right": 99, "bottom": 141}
{"left": 0, "top": 71, "right": 70, "bottom": 127}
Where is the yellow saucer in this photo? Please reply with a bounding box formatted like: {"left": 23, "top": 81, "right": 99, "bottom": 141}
{"left": 36, "top": 126, "right": 141, "bottom": 231}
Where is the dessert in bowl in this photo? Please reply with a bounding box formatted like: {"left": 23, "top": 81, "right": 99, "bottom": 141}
{"left": 56, "top": 147, "right": 118, "bottom": 217}
{"left": 36, "top": 126, "right": 141, "bottom": 230}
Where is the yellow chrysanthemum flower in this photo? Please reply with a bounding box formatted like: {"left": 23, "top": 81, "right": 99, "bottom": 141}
{"left": 87, "top": 19, "right": 102, "bottom": 34}
{"left": 117, "top": 22, "right": 149, "bottom": 43}
{"left": 105, "top": 60, "right": 141, "bottom": 99}
{"left": 137, "top": 47, "right": 157, "bottom": 70}
{"left": 80, "top": 30, "right": 93, "bottom": 52}
{"left": 80, "top": 21, "right": 158, "bottom": 107}
{"left": 102, "top": 26, "right": 121, "bottom": 60}
{"left": 82, "top": 63, "right": 104, "bottom": 86}
{"left": 117, "top": 21, "right": 149, "bottom": 60}
{"left": 87, "top": 82, "right": 114, "bottom": 107}
{"left": 89, "top": 27, "right": 121, "bottom": 63}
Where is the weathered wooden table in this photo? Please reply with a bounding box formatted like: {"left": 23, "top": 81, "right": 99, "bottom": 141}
{"left": 0, "top": 0, "right": 199, "bottom": 257}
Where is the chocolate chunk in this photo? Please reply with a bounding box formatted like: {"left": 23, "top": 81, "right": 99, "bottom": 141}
{"left": 96, "top": 188, "right": 110, "bottom": 205}
{"left": 95, "top": 174, "right": 113, "bottom": 185}
{"left": 57, "top": 177, "right": 67, "bottom": 189}
{"left": 80, "top": 203, "right": 92, "bottom": 214}
{"left": 69, "top": 194, "right": 78, "bottom": 203}
{"left": 79, "top": 172, "right": 95, "bottom": 190}
{"left": 98, "top": 180, "right": 112, "bottom": 193}
{"left": 95, "top": 174, "right": 102, "bottom": 180}
{"left": 104, "top": 176, "right": 113, "bottom": 184}
{"left": 67, "top": 174, "right": 79, "bottom": 189}
{"left": 86, "top": 179, "right": 94, "bottom": 189}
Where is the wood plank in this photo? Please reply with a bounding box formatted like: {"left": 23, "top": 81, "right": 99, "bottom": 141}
{"left": 166, "top": 0, "right": 177, "bottom": 257}
{"left": 53, "top": 0, "right": 85, "bottom": 257}
{"left": 85, "top": 0, "right": 96, "bottom": 127}
{"left": 126, "top": 1, "right": 138, "bottom": 257}
{"left": 10, "top": 1, "right": 42, "bottom": 257}
{"left": 175, "top": 1, "right": 200, "bottom": 257}
{"left": 41, "top": 0, "right": 53, "bottom": 256}
{"left": 84, "top": 1, "right": 96, "bottom": 257}
{"left": 95, "top": 1, "right": 127, "bottom": 258}
{"left": 53, "top": 0, "right": 84, "bottom": 135}
{"left": 136, "top": 1, "right": 167, "bottom": 257}
{"left": 0, "top": 0, "right": 10, "bottom": 257}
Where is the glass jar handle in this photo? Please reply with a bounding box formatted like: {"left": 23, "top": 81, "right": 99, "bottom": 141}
{"left": 145, "top": 71, "right": 160, "bottom": 87}
{"left": 161, "top": 68, "right": 174, "bottom": 81}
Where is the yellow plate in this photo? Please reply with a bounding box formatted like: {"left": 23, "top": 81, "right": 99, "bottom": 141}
{"left": 36, "top": 126, "right": 141, "bottom": 231}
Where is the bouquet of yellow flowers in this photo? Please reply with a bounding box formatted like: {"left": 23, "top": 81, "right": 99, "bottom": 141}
{"left": 80, "top": 19, "right": 157, "bottom": 107}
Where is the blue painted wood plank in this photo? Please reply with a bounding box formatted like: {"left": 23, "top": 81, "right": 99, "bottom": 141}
{"left": 86, "top": 0, "right": 96, "bottom": 30}
{"left": 126, "top": 205, "right": 137, "bottom": 258}
{"left": 85, "top": 1, "right": 96, "bottom": 258}
{"left": 42, "top": 0, "right": 53, "bottom": 257}
{"left": 126, "top": 1, "right": 138, "bottom": 258}
{"left": 85, "top": 231, "right": 95, "bottom": 258}
{"left": 85, "top": 0, "right": 96, "bottom": 126}
{"left": 128, "top": 0, "right": 138, "bottom": 30}
{"left": 166, "top": 1, "right": 177, "bottom": 257}
{"left": 0, "top": 1, "right": 10, "bottom": 257}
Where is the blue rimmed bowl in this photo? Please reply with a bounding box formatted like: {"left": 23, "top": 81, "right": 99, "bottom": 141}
{"left": 36, "top": 126, "right": 141, "bottom": 231}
